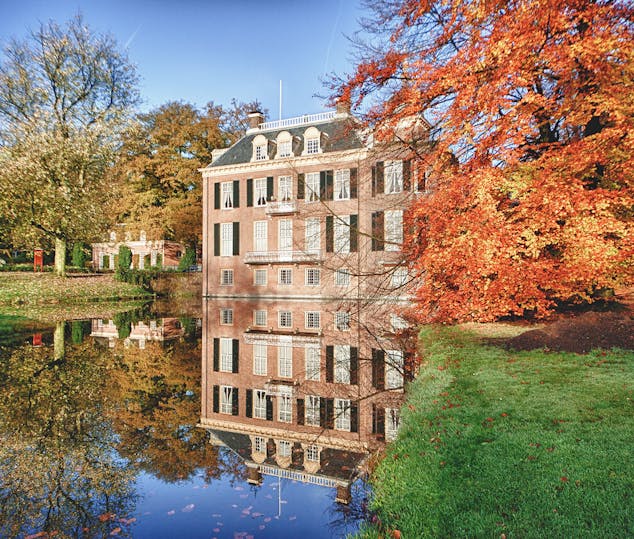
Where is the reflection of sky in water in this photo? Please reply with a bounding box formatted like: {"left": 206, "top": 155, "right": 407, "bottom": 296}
{"left": 130, "top": 453, "right": 365, "bottom": 538}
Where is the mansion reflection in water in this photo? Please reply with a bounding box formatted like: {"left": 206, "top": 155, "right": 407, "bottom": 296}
{"left": 199, "top": 298, "right": 415, "bottom": 503}
{"left": 90, "top": 318, "right": 187, "bottom": 348}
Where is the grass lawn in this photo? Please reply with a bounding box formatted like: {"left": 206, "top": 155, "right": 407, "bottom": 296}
{"left": 358, "top": 325, "right": 633, "bottom": 538}
{"left": 0, "top": 272, "right": 152, "bottom": 305}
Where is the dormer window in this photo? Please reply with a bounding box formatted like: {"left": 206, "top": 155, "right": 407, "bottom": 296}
{"left": 252, "top": 134, "right": 269, "bottom": 162}
{"left": 276, "top": 131, "right": 293, "bottom": 158}
{"left": 303, "top": 126, "right": 322, "bottom": 155}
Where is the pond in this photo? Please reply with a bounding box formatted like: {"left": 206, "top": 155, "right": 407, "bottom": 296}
{"left": 0, "top": 298, "right": 413, "bottom": 538}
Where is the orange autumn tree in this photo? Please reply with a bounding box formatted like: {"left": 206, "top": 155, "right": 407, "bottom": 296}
{"left": 337, "top": 0, "right": 634, "bottom": 321}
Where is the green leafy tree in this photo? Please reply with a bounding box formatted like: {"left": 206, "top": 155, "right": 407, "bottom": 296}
{"left": 177, "top": 246, "right": 197, "bottom": 271}
{"left": 117, "top": 244, "right": 132, "bottom": 275}
{"left": 0, "top": 15, "right": 139, "bottom": 276}
{"left": 71, "top": 241, "right": 88, "bottom": 268}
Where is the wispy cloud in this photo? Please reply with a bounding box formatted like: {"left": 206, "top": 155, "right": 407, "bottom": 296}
{"left": 323, "top": 0, "right": 344, "bottom": 75}
{"left": 124, "top": 24, "right": 142, "bottom": 49}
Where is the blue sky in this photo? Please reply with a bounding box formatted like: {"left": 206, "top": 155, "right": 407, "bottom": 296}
{"left": 0, "top": 0, "right": 365, "bottom": 118}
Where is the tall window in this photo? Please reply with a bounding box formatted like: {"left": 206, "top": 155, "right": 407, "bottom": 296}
{"left": 386, "top": 408, "right": 400, "bottom": 441}
{"left": 385, "top": 160, "right": 404, "bottom": 193}
{"left": 220, "top": 308, "right": 233, "bottom": 325}
{"left": 254, "top": 269, "right": 267, "bottom": 286}
{"left": 253, "top": 343, "right": 267, "bottom": 375}
{"left": 305, "top": 345, "right": 320, "bottom": 381}
{"left": 334, "top": 169, "right": 350, "bottom": 200}
{"left": 385, "top": 210, "right": 403, "bottom": 252}
{"left": 254, "top": 390, "right": 267, "bottom": 419}
{"left": 278, "top": 345, "right": 292, "bottom": 377}
{"left": 220, "top": 386, "right": 234, "bottom": 415}
{"left": 334, "top": 345, "right": 351, "bottom": 384}
{"left": 278, "top": 389, "right": 292, "bottom": 423}
{"left": 391, "top": 267, "right": 408, "bottom": 287}
{"left": 254, "top": 309, "right": 267, "bottom": 327}
{"left": 335, "top": 268, "right": 351, "bottom": 287}
{"left": 279, "top": 268, "right": 292, "bottom": 285}
{"left": 220, "top": 269, "right": 233, "bottom": 285}
{"left": 278, "top": 219, "right": 293, "bottom": 251}
{"left": 220, "top": 337, "right": 234, "bottom": 372}
{"left": 221, "top": 181, "right": 234, "bottom": 208}
{"left": 278, "top": 311, "right": 292, "bottom": 328}
{"left": 221, "top": 223, "right": 233, "bottom": 256}
{"left": 335, "top": 399, "right": 351, "bottom": 431}
{"left": 386, "top": 350, "right": 404, "bottom": 389}
{"left": 278, "top": 176, "right": 292, "bottom": 201}
{"left": 305, "top": 311, "right": 320, "bottom": 329}
{"left": 305, "top": 396, "right": 320, "bottom": 426}
{"left": 305, "top": 172, "right": 320, "bottom": 202}
{"left": 335, "top": 311, "right": 351, "bottom": 331}
{"left": 305, "top": 268, "right": 320, "bottom": 286}
{"left": 305, "top": 218, "right": 320, "bottom": 252}
{"left": 334, "top": 216, "right": 351, "bottom": 253}
{"left": 253, "top": 221, "right": 267, "bottom": 252}
{"left": 255, "top": 178, "right": 267, "bottom": 206}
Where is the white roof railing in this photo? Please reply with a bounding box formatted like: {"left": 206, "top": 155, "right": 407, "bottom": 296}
{"left": 254, "top": 111, "right": 336, "bottom": 133}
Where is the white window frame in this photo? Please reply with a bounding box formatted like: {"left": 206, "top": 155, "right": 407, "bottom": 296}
{"left": 305, "top": 395, "right": 320, "bottom": 426}
{"left": 277, "top": 139, "right": 292, "bottom": 158}
{"left": 254, "top": 435, "right": 266, "bottom": 453}
{"left": 385, "top": 210, "right": 403, "bottom": 252}
{"left": 278, "top": 175, "right": 292, "bottom": 201}
{"left": 306, "top": 137, "right": 320, "bottom": 155}
{"left": 305, "top": 172, "right": 320, "bottom": 202}
{"left": 221, "top": 181, "right": 234, "bottom": 209}
{"left": 305, "top": 345, "right": 320, "bottom": 381}
{"left": 253, "top": 343, "right": 267, "bottom": 375}
{"left": 305, "top": 268, "right": 320, "bottom": 286}
{"left": 278, "top": 219, "right": 293, "bottom": 251}
{"left": 278, "top": 345, "right": 292, "bottom": 378}
{"left": 253, "top": 220, "right": 267, "bottom": 252}
{"left": 334, "top": 344, "right": 351, "bottom": 384}
{"left": 220, "top": 308, "right": 233, "bottom": 325}
{"left": 254, "top": 177, "right": 267, "bottom": 206}
{"left": 278, "top": 310, "right": 292, "bottom": 328}
{"left": 305, "top": 218, "right": 320, "bottom": 252}
{"left": 255, "top": 143, "right": 267, "bottom": 161}
{"left": 391, "top": 266, "right": 408, "bottom": 287}
{"left": 386, "top": 350, "right": 404, "bottom": 390}
{"left": 254, "top": 268, "right": 267, "bottom": 286}
{"left": 220, "top": 222, "right": 233, "bottom": 256}
{"left": 278, "top": 386, "right": 293, "bottom": 422}
{"left": 278, "top": 440, "right": 292, "bottom": 457}
{"left": 306, "top": 444, "right": 320, "bottom": 462}
{"left": 335, "top": 311, "right": 351, "bottom": 331}
{"left": 279, "top": 268, "right": 292, "bottom": 285}
{"left": 334, "top": 399, "right": 351, "bottom": 431}
{"left": 334, "top": 169, "right": 350, "bottom": 200}
{"left": 386, "top": 408, "right": 401, "bottom": 441}
{"left": 254, "top": 309, "right": 267, "bottom": 327}
{"left": 385, "top": 160, "right": 404, "bottom": 194}
{"left": 220, "top": 337, "right": 233, "bottom": 372}
{"left": 305, "top": 311, "right": 320, "bottom": 329}
{"left": 254, "top": 390, "right": 267, "bottom": 419}
{"left": 334, "top": 215, "right": 351, "bottom": 254}
{"left": 220, "top": 269, "right": 234, "bottom": 286}
{"left": 220, "top": 385, "right": 233, "bottom": 415}
{"left": 335, "top": 268, "right": 351, "bottom": 287}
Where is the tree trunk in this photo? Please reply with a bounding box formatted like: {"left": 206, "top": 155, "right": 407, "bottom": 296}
{"left": 54, "top": 320, "right": 65, "bottom": 360}
{"left": 54, "top": 236, "right": 66, "bottom": 276}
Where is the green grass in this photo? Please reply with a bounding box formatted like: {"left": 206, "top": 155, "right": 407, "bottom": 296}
{"left": 360, "top": 326, "right": 634, "bottom": 538}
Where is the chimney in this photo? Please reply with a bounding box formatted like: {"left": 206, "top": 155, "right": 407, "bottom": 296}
{"left": 335, "top": 98, "right": 351, "bottom": 117}
{"left": 247, "top": 111, "right": 265, "bottom": 132}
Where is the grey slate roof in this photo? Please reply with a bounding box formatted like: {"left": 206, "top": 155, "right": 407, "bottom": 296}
{"left": 207, "top": 118, "right": 364, "bottom": 168}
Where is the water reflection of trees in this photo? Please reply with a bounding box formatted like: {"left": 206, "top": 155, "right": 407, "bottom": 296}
{"left": 0, "top": 315, "right": 241, "bottom": 537}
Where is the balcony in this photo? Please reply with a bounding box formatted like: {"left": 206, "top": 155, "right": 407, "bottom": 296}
{"left": 265, "top": 200, "right": 298, "bottom": 215}
{"left": 244, "top": 249, "right": 323, "bottom": 264}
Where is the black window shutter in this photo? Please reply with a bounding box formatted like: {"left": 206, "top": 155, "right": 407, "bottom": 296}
{"left": 325, "top": 216, "right": 334, "bottom": 253}
{"left": 374, "top": 161, "right": 384, "bottom": 195}
{"left": 326, "top": 345, "right": 334, "bottom": 383}
{"left": 267, "top": 176, "right": 274, "bottom": 201}
{"left": 350, "top": 403, "right": 359, "bottom": 433}
{"left": 350, "top": 214, "right": 358, "bottom": 253}
{"left": 319, "top": 171, "right": 326, "bottom": 200}
{"left": 297, "top": 173, "right": 305, "bottom": 200}
{"left": 232, "top": 388, "right": 239, "bottom": 416}
{"left": 319, "top": 399, "right": 327, "bottom": 427}
{"left": 247, "top": 179, "right": 253, "bottom": 207}
{"left": 372, "top": 349, "right": 385, "bottom": 389}
{"left": 266, "top": 396, "right": 273, "bottom": 421}
{"left": 246, "top": 389, "right": 253, "bottom": 418}
{"left": 213, "top": 338, "right": 219, "bottom": 371}
{"left": 212, "top": 385, "right": 219, "bottom": 413}
{"left": 350, "top": 347, "right": 358, "bottom": 385}
{"left": 214, "top": 182, "right": 220, "bottom": 209}
{"left": 325, "top": 398, "right": 334, "bottom": 429}
{"left": 297, "top": 398, "right": 305, "bottom": 425}
{"left": 232, "top": 222, "right": 240, "bottom": 256}
{"left": 326, "top": 170, "right": 333, "bottom": 200}
{"left": 213, "top": 223, "right": 220, "bottom": 256}
{"left": 232, "top": 339, "right": 239, "bottom": 373}
{"left": 233, "top": 180, "right": 240, "bottom": 208}
{"left": 371, "top": 212, "right": 384, "bottom": 251}
{"left": 372, "top": 404, "right": 385, "bottom": 436}
{"left": 403, "top": 160, "right": 411, "bottom": 191}
{"left": 350, "top": 168, "right": 358, "bottom": 199}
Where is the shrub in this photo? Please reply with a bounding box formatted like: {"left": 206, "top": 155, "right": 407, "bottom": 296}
{"left": 177, "top": 247, "right": 197, "bottom": 271}
{"left": 71, "top": 242, "right": 88, "bottom": 268}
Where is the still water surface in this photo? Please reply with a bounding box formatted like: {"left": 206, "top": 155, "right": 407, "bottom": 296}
{"left": 0, "top": 300, "right": 409, "bottom": 538}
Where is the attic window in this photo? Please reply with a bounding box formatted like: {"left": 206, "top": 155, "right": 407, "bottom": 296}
{"left": 276, "top": 131, "right": 293, "bottom": 158}
{"left": 303, "top": 126, "right": 322, "bottom": 155}
{"left": 252, "top": 135, "right": 269, "bottom": 162}
{"left": 306, "top": 137, "right": 319, "bottom": 154}
{"left": 255, "top": 144, "right": 267, "bottom": 161}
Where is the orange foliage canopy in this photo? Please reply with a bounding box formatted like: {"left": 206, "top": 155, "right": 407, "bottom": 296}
{"left": 339, "top": 0, "right": 634, "bottom": 321}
